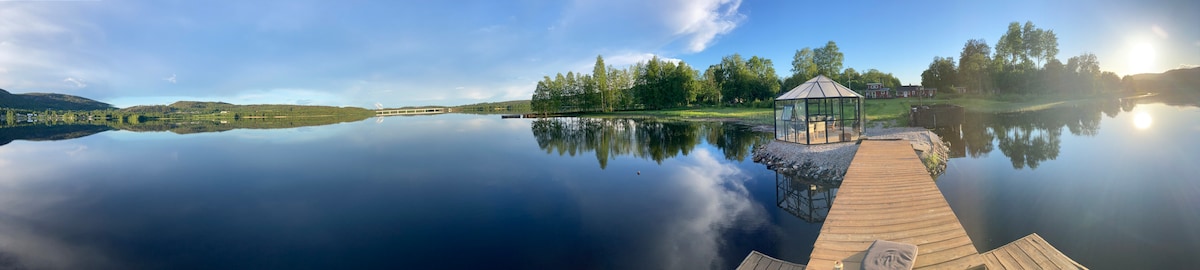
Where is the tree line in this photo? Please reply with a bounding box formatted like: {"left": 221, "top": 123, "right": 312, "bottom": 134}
{"left": 531, "top": 41, "right": 904, "bottom": 114}
{"left": 922, "top": 21, "right": 1126, "bottom": 98}
{"left": 531, "top": 117, "right": 767, "bottom": 168}
{"left": 3, "top": 101, "right": 374, "bottom": 128}
{"left": 782, "top": 41, "right": 900, "bottom": 91}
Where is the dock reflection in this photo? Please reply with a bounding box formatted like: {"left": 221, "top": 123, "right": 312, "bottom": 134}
{"left": 775, "top": 173, "right": 838, "bottom": 223}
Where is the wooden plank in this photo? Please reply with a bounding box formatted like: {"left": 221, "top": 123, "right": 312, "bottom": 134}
{"left": 988, "top": 249, "right": 1018, "bottom": 270}
{"left": 1021, "top": 239, "right": 1073, "bottom": 269}
{"left": 1001, "top": 241, "right": 1039, "bottom": 269}
{"left": 736, "top": 250, "right": 806, "bottom": 270}
{"left": 981, "top": 252, "right": 1003, "bottom": 269}
{"left": 981, "top": 233, "right": 1088, "bottom": 270}
{"left": 806, "top": 141, "right": 983, "bottom": 270}
{"left": 1012, "top": 236, "right": 1059, "bottom": 269}
{"left": 762, "top": 140, "right": 1084, "bottom": 270}
{"left": 753, "top": 255, "right": 771, "bottom": 270}
{"left": 1029, "top": 234, "right": 1087, "bottom": 269}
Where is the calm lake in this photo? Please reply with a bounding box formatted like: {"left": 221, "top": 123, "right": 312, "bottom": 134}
{"left": 0, "top": 97, "right": 1196, "bottom": 269}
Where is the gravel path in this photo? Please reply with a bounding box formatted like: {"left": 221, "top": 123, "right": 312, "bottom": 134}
{"left": 753, "top": 126, "right": 949, "bottom": 182}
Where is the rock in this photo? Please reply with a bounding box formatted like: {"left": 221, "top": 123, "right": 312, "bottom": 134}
{"left": 752, "top": 126, "right": 950, "bottom": 181}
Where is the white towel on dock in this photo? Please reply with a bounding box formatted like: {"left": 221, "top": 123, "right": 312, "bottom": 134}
{"left": 862, "top": 239, "right": 917, "bottom": 270}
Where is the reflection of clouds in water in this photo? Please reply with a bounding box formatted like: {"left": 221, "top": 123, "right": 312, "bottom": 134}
{"left": 0, "top": 144, "right": 118, "bottom": 269}
{"left": 457, "top": 117, "right": 490, "bottom": 132}
{"left": 66, "top": 145, "right": 88, "bottom": 157}
{"left": 561, "top": 147, "right": 765, "bottom": 269}
{"left": 658, "top": 148, "right": 766, "bottom": 269}
{"left": 0, "top": 218, "right": 118, "bottom": 269}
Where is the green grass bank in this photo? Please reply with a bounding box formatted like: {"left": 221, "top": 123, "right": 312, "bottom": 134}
{"left": 583, "top": 93, "right": 1138, "bottom": 127}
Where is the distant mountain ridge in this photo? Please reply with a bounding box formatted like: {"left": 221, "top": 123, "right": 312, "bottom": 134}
{"left": 1127, "top": 67, "right": 1200, "bottom": 92}
{"left": 0, "top": 88, "right": 115, "bottom": 111}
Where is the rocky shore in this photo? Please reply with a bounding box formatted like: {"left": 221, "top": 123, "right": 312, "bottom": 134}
{"left": 753, "top": 127, "right": 949, "bottom": 182}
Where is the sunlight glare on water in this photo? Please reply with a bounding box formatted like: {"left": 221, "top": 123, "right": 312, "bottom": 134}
{"left": 1133, "top": 112, "right": 1152, "bottom": 130}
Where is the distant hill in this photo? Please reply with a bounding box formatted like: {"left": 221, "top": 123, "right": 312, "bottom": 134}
{"left": 454, "top": 99, "right": 531, "bottom": 113}
{"left": 1126, "top": 67, "right": 1200, "bottom": 92}
{"left": 1126, "top": 67, "right": 1200, "bottom": 107}
{"left": 0, "top": 88, "right": 115, "bottom": 111}
{"left": 121, "top": 101, "right": 375, "bottom": 118}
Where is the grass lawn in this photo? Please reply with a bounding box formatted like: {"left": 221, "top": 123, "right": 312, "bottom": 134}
{"left": 587, "top": 106, "right": 774, "bottom": 125}
{"left": 864, "top": 93, "right": 1131, "bottom": 125}
{"left": 580, "top": 93, "right": 1131, "bottom": 127}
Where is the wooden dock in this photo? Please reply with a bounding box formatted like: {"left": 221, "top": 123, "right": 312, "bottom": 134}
{"left": 739, "top": 140, "right": 1085, "bottom": 270}
{"left": 980, "top": 233, "right": 1086, "bottom": 269}
{"left": 736, "top": 251, "right": 806, "bottom": 270}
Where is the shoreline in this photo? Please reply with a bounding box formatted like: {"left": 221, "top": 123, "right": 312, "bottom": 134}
{"left": 750, "top": 124, "right": 949, "bottom": 182}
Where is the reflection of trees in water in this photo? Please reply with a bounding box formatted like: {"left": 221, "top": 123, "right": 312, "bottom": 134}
{"left": 530, "top": 118, "right": 769, "bottom": 169}
{"left": 775, "top": 173, "right": 836, "bottom": 223}
{"left": 0, "top": 124, "right": 113, "bottom": 147}
{"left": 920, "top": 100, "right": 1132, "bottom": 170}
{"left": 994, "top": 124, "right": 1061, "bottom": 169}
{"left": 0, "top": 115, "right": 371, "bottom": 147}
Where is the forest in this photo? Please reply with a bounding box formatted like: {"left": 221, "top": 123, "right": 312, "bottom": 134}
{"left": 3, "top": 101, "right": 374, "bottom": 127}
{"left": 921, "top": 21, "right": 1128, "bottom": 98}
{"left": 530, "top": 41, "right": 903, "bottom": 115}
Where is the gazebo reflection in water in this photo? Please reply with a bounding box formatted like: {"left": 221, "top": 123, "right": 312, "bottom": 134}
{"left": 774, "top": 75, "right": 864, "bottom": 144}
{"left": 775, "top": 172, "right": 837, "bottom": 223}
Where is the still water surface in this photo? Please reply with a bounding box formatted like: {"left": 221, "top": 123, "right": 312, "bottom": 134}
{"left": 0, "top": 116, "right": 819, "bottom": 269}
{"left": 928, "top": 99, "right": 1200, "bottom": 269}
{"left": 0, "top": 98, "right": 1196, "bottom": 269}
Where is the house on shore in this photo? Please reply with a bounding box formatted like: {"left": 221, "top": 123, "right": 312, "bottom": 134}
{"left": 897, "top": 85, "right": 936, "bottom": 98}
{"left": 863, "top": 83, "right": 891, "bottom": 99}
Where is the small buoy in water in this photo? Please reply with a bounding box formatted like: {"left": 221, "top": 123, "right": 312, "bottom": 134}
{"left": 636, "top": 171, "right": 641, "bottom": 175}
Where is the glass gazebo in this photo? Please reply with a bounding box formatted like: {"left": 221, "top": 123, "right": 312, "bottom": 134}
{"left": 774, "top": 75, "right": 864, "bottom": 144}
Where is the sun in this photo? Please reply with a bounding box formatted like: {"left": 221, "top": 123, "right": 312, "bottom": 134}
{"left": 1127, "top": 42, "right": 1156, "bottom": 74}
{"left": 1133, "top": 112, "right": 1152, "bottom": 130}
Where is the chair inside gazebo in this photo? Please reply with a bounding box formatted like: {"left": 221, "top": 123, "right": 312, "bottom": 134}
{"left": 775, "top": 94, "right": 862, "bottom": 144}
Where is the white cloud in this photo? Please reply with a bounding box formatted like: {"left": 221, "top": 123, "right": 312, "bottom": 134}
{"left": 556, "top": 0, "right": 745, "bottom": 54}
{"left": 657, "top": 149, "right": 765, "bottom": 269}
{"left": 670, "top": 0, "right": 744, "bottom": 52}
{"left": 163, "top": 73, "right": 177, "bottom": 84}
{"left": 607, "top": 52, "right": 682, "bottom": 67}
{"left": 63, "top": 77, "right": 87, "bottom": 88}
{"left": 1151, "top": 25, "right": 1168, "bottom": 39}
{"left": 500, "top": 82, "right": 536, "bottom": 100}
{"left": 0, "top": 5, "right": 106, "bottom": 93}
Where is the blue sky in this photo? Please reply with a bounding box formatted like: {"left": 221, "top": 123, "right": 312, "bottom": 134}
{"left": 1, "top": 0, "right": 1196, "bottom": 108}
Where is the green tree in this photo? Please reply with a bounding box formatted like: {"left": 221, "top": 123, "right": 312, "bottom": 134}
{"left": 1040, "top": 30, "right": 1059, "bottom": 68}
{"left": 593, "top": 55, "right": 610, "bottom": 112}
{"left": 995, "top": 22, "right": 1023, "bottom": 69}
{"left": 790, "top": 48, "right": 817, "bottom": 79}
{"left": 921, "top": 56, "right": 957, "bottom": 92}
{"left": 861, "top": 69, "right": 901, "bottom": 90}
{"left": 1021, "top": 21, "right": 1041, "bottom": 68}
{"left": 958, "top": 39, "right": 992, "bottom": 94}
{"left": 694, "top": 68, "right": 722, "bottom": 105}
{"left": 746, "top": 56, "right": 780, "bottom": 101}
{"left": 841, "top": 68, "right": 861, "bottom": 89}
{"left": 551, "top": 73, "right": 566, "bottom": 112}
{"left": 813, "top": 41, "right": 844, "bottom": 80}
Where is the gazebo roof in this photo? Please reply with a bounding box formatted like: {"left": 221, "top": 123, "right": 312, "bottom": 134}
{"left": 776, "top": 75, "right": 863, "bottom": 100}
